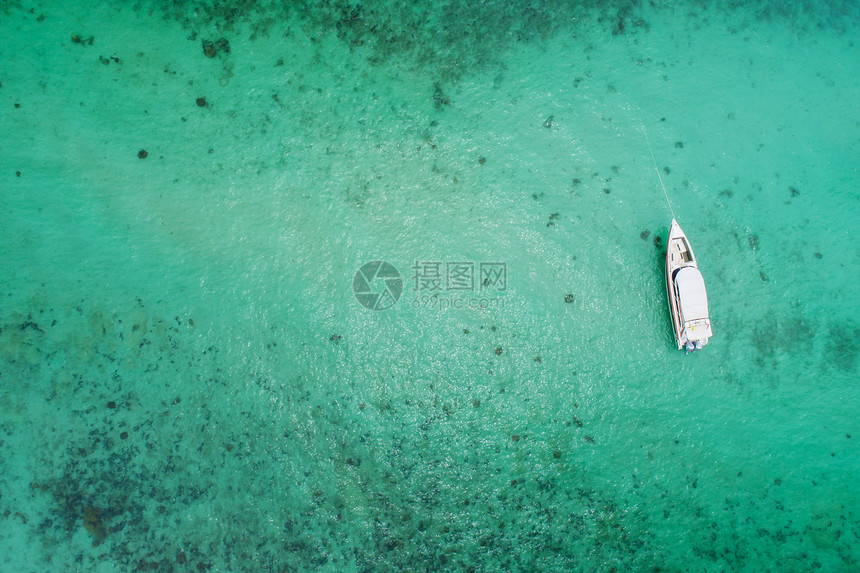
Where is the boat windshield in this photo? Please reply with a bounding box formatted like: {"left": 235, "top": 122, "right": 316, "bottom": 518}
{"left": 676, "top": 267, "right": 709, "bottom": 320}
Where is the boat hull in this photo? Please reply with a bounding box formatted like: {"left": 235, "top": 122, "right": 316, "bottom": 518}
{"left": 665, "top": 219, "right": 712, "bottom": 351}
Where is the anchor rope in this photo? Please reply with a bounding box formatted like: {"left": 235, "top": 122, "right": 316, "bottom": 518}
{"left": 641, "top": 122, "right": 676, "bottom": 221}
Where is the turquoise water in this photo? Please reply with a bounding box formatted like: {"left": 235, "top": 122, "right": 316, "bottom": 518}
{"left": 2, "top": 0, "right": 859, "bottom": 570}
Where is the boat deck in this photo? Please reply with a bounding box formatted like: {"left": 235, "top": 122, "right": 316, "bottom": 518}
{"left": 668, "top": 237, "right": 693, "bottom": 270}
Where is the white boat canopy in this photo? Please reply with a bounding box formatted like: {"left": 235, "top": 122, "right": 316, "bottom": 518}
{"left": 676, "top": 267, "right": 709, "bottom": 321}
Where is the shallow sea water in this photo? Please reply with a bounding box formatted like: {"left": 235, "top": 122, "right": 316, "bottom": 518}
{"left": 1, "top": 0, "right": 859, "bottom": 571}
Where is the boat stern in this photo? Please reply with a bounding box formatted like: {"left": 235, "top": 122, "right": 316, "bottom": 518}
{"left": 681, "top": 319, "right": 712, "bottom": 352}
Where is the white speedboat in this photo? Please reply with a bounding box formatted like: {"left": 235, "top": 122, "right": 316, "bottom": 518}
{"left": 666, "top": 219, "right": 712, "bottom": 352}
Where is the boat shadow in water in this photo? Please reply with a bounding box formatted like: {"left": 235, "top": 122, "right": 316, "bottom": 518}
{"left": 649, "top": 225, "right": 677, "bottom": 351}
